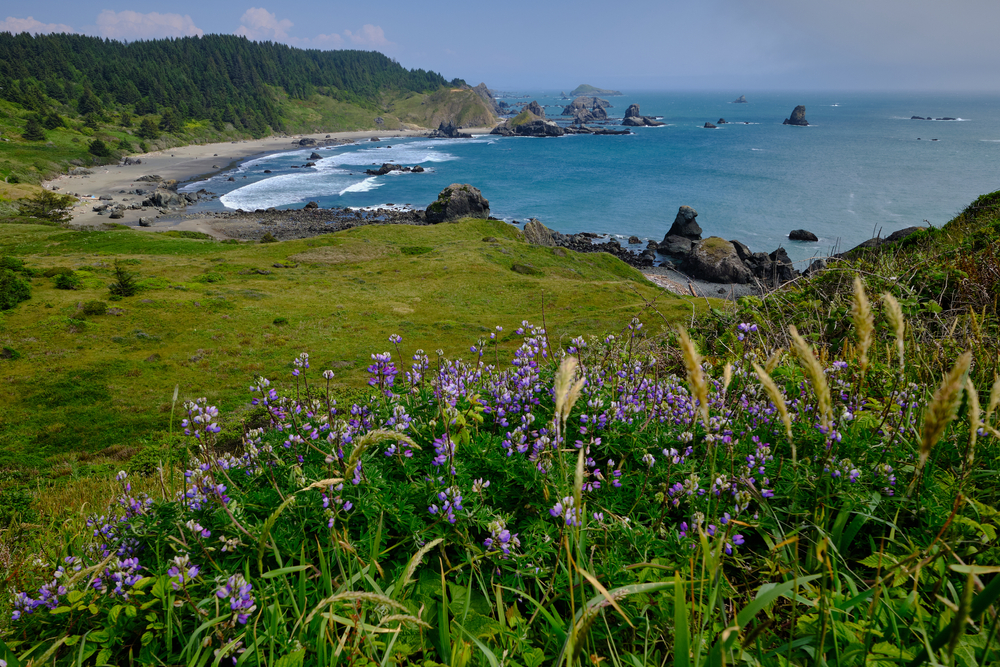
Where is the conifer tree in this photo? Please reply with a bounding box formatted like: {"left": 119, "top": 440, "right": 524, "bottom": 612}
{"left": 22, "top": 117, "right": 45, "bottom": 141}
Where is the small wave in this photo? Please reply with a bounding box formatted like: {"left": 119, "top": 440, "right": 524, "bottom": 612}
{"left": 339, "top": 177, "right": 383, "bottom": 195}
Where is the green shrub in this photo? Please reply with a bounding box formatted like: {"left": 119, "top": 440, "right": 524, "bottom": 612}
{"left": 19, "top": 189, "right": 77, "bottom": 223}
{"left": 54, "top": 272, "right": 81, "bottom": 290}
{"left": 108, "top": 261, "right": 139, "bottom": 297}
{"left": 260, "top": 232, "right": 277, "bottom": 243}
{"left": 82, "top": 300, "right": 108, "bottom": 316}
{"left": 0, "top": 346, "right": 21, "bottom": 360}
{"left": 401, "top": 245, "right": 433, "bottom": 255}
{"left": 0, "top": 269, "right": 31, "bottom": 310}
{"left": 0, "top": 256, "right": 25, "bottom": 272}
{"left": 42, "top": 267, "right": 73, "bottom": 277}
{"left": 272, "top": 316, "right": 288, "bottom": 326}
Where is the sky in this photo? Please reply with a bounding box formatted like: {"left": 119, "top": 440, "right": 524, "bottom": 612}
{"left": 2, "top": 0, "right": 998, "bottom": 91}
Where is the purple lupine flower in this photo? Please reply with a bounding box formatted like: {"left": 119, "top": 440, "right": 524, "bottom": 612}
{"left": 217, "top": 574, "right": 256, "bottom": 625}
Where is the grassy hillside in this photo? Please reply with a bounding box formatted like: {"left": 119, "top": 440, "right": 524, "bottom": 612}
{"left": 0, "top": 217, "right": 686, "bottom": 471}
{"left": 1, "top": 195, "right": 999, "bottom": 666}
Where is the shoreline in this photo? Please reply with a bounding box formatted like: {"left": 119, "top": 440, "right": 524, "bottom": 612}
{"left": 41, "top": 125, "right": 781, "bottom": 300}
{"left": 45, "top": 127, "right": 493, "bottom": 237}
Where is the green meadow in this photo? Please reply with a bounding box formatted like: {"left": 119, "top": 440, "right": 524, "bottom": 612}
{"left": 0, "top": 218, "right": 688, "bottom": 471}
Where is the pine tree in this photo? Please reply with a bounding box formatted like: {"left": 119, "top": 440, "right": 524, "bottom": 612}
{"left": 137, "top": 117, "right": 159, "bottom": 140}
{"left": 22, "top": 117, "right": 45, "bottom": 141}
{"left": 88, "top": 138, "right": 111, "bottom": 157}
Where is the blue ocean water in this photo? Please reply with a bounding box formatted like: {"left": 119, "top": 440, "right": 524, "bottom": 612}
{"left": 183, "top": 92, "right": 1000, "bottom": 264}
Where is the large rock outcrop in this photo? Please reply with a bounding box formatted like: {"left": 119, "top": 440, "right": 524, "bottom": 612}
{"left": 662, "top": 206, "right": 703, "bottom": 242}
{"left": 783, "top": 105, "right": 809, "bottom": 126}
{"left": 524, "top": 100, "right": 545, "bottom": 118}
{"left": 471, "top": 83, "right": 502, "bottom": 117}
{"left": 686, "top": 237, "right": 753, "bottom": 284}
{"left": 561, "top": 96, "right": 612, "bottom": 116}
{"left": 522, "top": 219, "right": 555, "bottom": 246}
{"left": 622, "top": 103, "right": 665, "bottom": 127}
{"left": 425, "top": 184, "right": 490, "bottom": 223}
{"left": 732, "top": 95, "right": 748, "bottom": 104}
{"left": 429, "top": 122, "right": 472, "bottom": 139}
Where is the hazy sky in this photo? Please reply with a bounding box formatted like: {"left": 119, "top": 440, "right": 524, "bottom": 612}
{"left": 2, "top": 1, "right": 998, "bottom": 91}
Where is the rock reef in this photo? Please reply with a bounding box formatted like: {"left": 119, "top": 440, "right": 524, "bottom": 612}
{"left": 621, "top": 104, "right": 665, "bottom": 127}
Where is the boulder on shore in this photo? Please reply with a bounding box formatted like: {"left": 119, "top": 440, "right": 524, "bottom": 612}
{"left": 522, "top": 219, "right": 555, "bottom": 246}
{"left": 788, "top": 229, "right": 818, "bottom": 241}
{"left": 686, "top": 237, "right": 753, "bottom": 284}
{"left": 783, "top": 105, "right": 809, "bottom": 126}
{"left": 425, "top": 184, "right": 490, "bottom": 223}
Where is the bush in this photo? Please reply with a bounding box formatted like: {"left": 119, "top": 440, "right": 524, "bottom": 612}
{"left": 81, "top": 300, "right": 108, "bottom": 316}
{"left": 137, "top": 117, "right": 159, "bottom": 141}
{"left": 0, "top": 269, "right": 31, "bottom": 310}
{"left": 272, "top": 316, "right": 288, "bottom": 326}
{"left": 54, "top": 272, "right": 81, "bottom": 290}
{"left": 108, "top": 260, "right": 139, "bottom": 297}
{"left": 19, "top": 189, "right": 77, "bottom": 224}
{"left": 0, "top": 256, "right": 25, "bottom": 272}
{"left": 88, "top": 138, "right": 111, "bottom": 158}
{"left": 22, "top": 117, "right": 45, "bottom": 141}
{"left": 260, "top": 232, "right": 277, "bottom": 243}
{"left": 0, "top": 346, "right": 21, "bottom": 360}
{"left": 42, "top": 266, "right": 73, "bottom": 278}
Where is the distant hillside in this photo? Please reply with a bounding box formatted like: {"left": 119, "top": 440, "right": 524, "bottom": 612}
{"left": 570, "top": 84, "right": 623, "bottom": 96}
{"left": 0, "top": 33, "right": 464, "bottom": 135}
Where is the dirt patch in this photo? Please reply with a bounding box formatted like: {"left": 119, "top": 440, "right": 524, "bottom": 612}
{"left": 289, "top": 244, "right": 395, "bottom": 265}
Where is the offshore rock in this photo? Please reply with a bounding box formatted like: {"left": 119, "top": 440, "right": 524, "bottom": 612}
{"left": 663, "top": 205, "right": 703, "bottom": 241}
{"left": 513, "top": 120, "right": 565, "bottom": 137}
{"left": 789, "top": 229, "right": 818, "bottom": 241}
{"left": 687, "top": 237, "right": 753, "bottom": 284}
{"left": 783, "top": 105, "right": 809, "bottom": 126}
{"left": 704, "top": 122, "right": 717, "bottom": 129}
{"left": 425, "top": 184, "right": 490, "bottom": 223}
{"left": 621, "top": 103, "right": 665, "bottom": 127}
{"left": 561, "top": 96, "right": 611, "bottom": 115}
{"left": 732, "top": 95, "right": 748, "bottom": 103}
{"left": 309, "top": 152, "right": 323, "bottom": 160}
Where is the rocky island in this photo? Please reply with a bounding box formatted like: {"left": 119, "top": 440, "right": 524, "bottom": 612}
{"left": 621, "top": 104, "right": 665, "bottom": 127}
{"left": 732, "top": 94, "right": 748, "bottom": 103}
{"left": 570, "top": 84, "right": 623, "bottom": 96}
{"left": 783, "top": 105, "right": 809, "bottom": 126}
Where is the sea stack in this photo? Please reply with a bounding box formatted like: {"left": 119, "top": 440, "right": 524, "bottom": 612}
{"left": 732, "top": 95, "right": 748, "bottom": 104}
{"left": 783, "top": 106, "right": 809, "bottom": 126}
{"left": 524, "top": 100, "right": 545, "bottom": 119}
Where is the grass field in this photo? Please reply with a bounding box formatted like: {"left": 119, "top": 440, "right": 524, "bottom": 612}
{"left": 0, "top": 218, "right": 691, "bottom": 472}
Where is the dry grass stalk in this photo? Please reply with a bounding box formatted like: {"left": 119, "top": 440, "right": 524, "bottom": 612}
{"left": 752, "top": 362, "right": 796, "bottom": 464}
{"left": 882, "top": 293, "right": 906, "bottom": 372}
{"left": 918, "top": 351, "right": 972, "bottom": 474}
{"left": 554, "top": 356, "right": 585, "bottom": 423}
{"left": 985, "top": 375, "right": 1000, "bottom": 426}
{"left": 765, "top": 347, "right": 784, "bottom": 374}
{"left": 723, "top": 363, "right": 733, "bottom": 394}
{"left": 677, "top": 327, "right": 709, "bottom": 426}
{"left": 851, "top": 277, "right": 874, "bottom": 377}
{"left": 788, "top": 325, "right": 832, "bottom": 433}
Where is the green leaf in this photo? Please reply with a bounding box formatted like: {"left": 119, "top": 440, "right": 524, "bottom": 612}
{"left": 261, "top": 565, "right": 311, "bottom": 579}
{"left": 97, "top": 648, "right": 112, "bottom": 665}
{"left": 63, "top": 635, "right": 80, "bottom": 647}
{"left": 141, "top": 631, "right": 154, "bottom": 646}
{"left": 67, "top": 590, "right": 84, "bottom": 604}
{"left": 273, "top": 647, "right": 306, "bottom": 667}
{"left": 124, "top": 605, "right": 137, "bottom": 618}
{"left": 674, "top": 573, "right": 689, "bottom": 667}
{"left": 51, "top": 605, "right": 72, "bottom": 615}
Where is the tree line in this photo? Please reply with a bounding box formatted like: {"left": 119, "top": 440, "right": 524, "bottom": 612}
{"left": 0, "top": 32, "right": 462, "bottom": 135}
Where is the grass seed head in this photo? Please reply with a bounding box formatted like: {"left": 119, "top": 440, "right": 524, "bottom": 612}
{"left": 882, "top": 293, "right": 906, "bottom": 371}
{"left": 919, "top": 351, "right": 972, "bottom": 472}
{"left": 985, "top": 375, "right": 1000, "bottom": 426}
{"left": 752, "top": 362, "right": 795, "bottom": 461}
{"left": 965, "top": 376, "right": 980, "bottom": 472}
{"left": 788, "top": 325, "right": 832, "bottom": 433}
{"left": 677, "top": 327, "right": 709, "bottom": 426}
{"left": 851, "top": 276, "right": 874, "bottom": 376}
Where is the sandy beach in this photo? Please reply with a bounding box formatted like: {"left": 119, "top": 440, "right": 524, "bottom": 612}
{"left": 45, "top": 127, "right": 498, "bottom": 237}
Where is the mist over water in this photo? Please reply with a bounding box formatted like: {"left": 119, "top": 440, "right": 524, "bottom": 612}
{"left": 185, "top": 91, "right": 1000, "bottom": 263}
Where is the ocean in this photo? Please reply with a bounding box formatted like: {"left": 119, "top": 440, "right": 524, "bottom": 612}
{"left": 182, "top": 91, "right": 1000, "bottom": 265}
